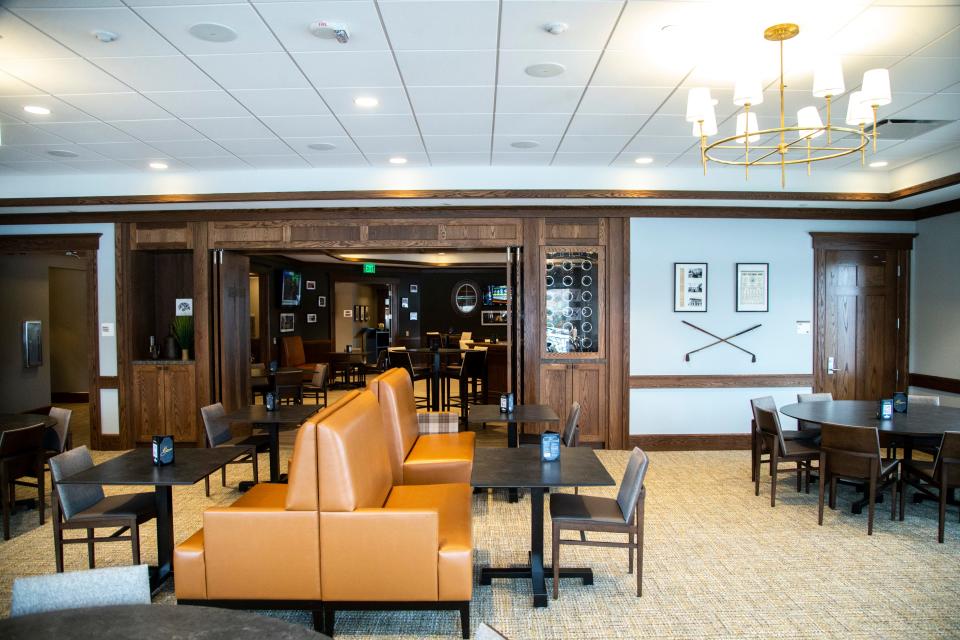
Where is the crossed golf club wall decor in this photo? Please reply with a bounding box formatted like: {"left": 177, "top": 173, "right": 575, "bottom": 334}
{"left": 683, "top": 321, "right": 762, "bottom": 362}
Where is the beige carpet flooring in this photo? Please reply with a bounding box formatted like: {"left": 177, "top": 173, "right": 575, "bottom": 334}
{"left": 2, "top": 440, "right": 958, "bottom": 639}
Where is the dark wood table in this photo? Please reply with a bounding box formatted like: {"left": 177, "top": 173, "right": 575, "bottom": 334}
{"left": 57, "top": 447, "right": 248, "bottom": 592}
{"left": 223, "top": 404, "right": 317, "bottom": 482}
{"left": 471, "top": 446, "right": 615, "bottom": 608}
{"left": 0, "top": 604, "right": 330, "bottom": 639}
{"left": 467, "top": 404, "right": 560, "bottom": 448}
{"left": 405, "top": 348, "right": 470, "bottom": 411}
{"left": 0, "top": 413, "right": 57, "bottom": 434}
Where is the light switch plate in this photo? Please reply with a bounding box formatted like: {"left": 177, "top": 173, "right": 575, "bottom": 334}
{"left": 796, "top": 321, "right": 811, "bottom": 335}
{"left": 100, "top": 322, "right": 115, "bottom": 337}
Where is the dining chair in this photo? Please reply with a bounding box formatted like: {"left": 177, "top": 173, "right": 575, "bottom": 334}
{"left": 49, "top": 446, "right": 157, "bottom": 571}
{"left": 302, "top": 363, "right": 329, "bottom": 407}
{"left": 902, "top": 395, "right": 942, "bottom": 458}
{"left": 199, "top": 403, "right": 265, "bottom": 497}
{"left": 902, "top": 431, "right": 959, "bottom": 543}
{"left": 389, "top": 350, "right": 432, "bottom": 408}
{"left": 11, "top": 564, "right": 150, "bottom": 617}
{"left": 754, "top": 407, "right": 819, "bottom": 507}
{"left": 46, "top": 406, "right": 73, "bottom": 460}
{"left": 274, "top": 369, "right": 304, "bottom": 405}
{"left": 1, "top": 423, "right": 45, "bottom": 540}
{"left": 550, "top": 447, "right": 648, "bottom": 599}
{"left": 442, "top": 348, "right": 487, "bottom": 420}
{"left": 796, "top": 392, "right": 831, "bottom": 434}
{"left": 749, "top": 397, "right": 818, "bottom": 482}
{"left": 818, "top": 423, "right": 900, "bottom": 535}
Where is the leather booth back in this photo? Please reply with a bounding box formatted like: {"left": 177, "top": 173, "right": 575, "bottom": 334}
{"left": 282, "top": 336, "right": 306, "bottom": 367}
{"left": 368, "top": 368, "right": 420, "bottom": 484}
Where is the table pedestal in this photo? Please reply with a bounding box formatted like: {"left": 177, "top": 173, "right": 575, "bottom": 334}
{"left": 149, "top": 485, "right": 174, "bottom": 593}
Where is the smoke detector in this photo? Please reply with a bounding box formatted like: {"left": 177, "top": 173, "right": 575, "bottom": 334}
{"left": 310, "top": 21, "right": 349, "bottom": 44}
{"left": 525, "top": 63, "right": 565, "bottom": 78}
{"left": 92, "top": 30, "right": 118, "bottom": 43}
{"left": 544, "top": 22, "right": 568, "bottom": 35}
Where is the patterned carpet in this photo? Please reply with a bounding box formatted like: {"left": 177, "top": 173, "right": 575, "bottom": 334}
{"left": 1, "top": 444, "right": 958, "bottom": 639}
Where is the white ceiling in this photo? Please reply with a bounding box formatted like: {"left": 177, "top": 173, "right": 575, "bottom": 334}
{"left": 0, "top": 0, "right": 957, "bottom": 180}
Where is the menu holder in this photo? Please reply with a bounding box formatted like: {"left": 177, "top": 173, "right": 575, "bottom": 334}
{"left": 152, "top": 435, "right": 175, "bottom": 466}
{"left": 893, "top": 392, "right": 908, "bottom": 413}
{"left": 541, "top": 431, "right": 560, "bottom": 461}
{"left": 878, "top": 399, "right": 894, "bottom": 421}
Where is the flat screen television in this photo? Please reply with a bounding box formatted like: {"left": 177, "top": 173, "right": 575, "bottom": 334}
{"left": 483, "top": 284, "right": 509, "bottom": 305}
{"left": 280, "top": 270, "right": 302, "bottom": 307}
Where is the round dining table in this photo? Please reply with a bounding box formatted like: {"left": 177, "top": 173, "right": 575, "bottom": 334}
{"left": 0, "top": 413, "right": 57, "bottom": 436}
{"left": 779, "top": 400, "right": 960, "bottom": 437}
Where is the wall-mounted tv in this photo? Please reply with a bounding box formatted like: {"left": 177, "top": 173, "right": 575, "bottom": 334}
{"left": 483, "top": 285, "right": 509, "bottom": 305}
{"left": 280, "top": 270, "right": 302, "bottom": 307}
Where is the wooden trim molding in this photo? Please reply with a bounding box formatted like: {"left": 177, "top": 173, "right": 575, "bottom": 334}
{"left": 629, "top": 374, "right": 813, "bottom": 388}
{"left": 909, "top": 373, "right": 960, "bottom": 395}
{"left": 629, "top": 434, "right": 750, "bottom": 451}
{"left": 888, "top": 172, "right": 960, "bottom": 201}
{"left": 97, "top": 376, "right": 119, "bottom": 389}
{"left": 0, "top": 233, "right": 101, "bottom": 252}
{"left": 913, "top": 197, "right": 960, "bottom": 220}
{"left": 809, "top": 232, "right": 918, "bottom": 250}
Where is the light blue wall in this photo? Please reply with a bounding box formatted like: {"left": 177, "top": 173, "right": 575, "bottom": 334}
{"left": 910, "top": 211, "right": 960, "bottom": 380}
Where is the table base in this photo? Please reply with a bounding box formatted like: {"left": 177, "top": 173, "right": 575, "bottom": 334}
{"left": 479, "top": 566, "right": 594, "bottom": 608}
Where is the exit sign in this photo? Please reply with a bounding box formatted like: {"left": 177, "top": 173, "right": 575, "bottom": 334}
{"left": 362, "top": 262, "right": 376, "bottom": 274}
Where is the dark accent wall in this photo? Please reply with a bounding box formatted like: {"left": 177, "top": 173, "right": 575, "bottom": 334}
{"left": 418, "top": 269, "right": 508, "bottom": 341}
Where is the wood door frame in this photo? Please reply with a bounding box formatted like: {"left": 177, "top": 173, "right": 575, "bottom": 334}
{"left": 0, "top": 234, "right": 105, "bottom": 449}
{"left": 811, "top": 232, "right": 917, "bottom": 396}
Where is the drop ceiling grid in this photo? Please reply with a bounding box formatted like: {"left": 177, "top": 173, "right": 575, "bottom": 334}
{"left": 0, "top": 0, "right": 953, "bottom": 174}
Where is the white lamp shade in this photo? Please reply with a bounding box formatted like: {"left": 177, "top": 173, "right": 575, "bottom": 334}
{"left": 812, "top": 55, "right": 845, "bottom": 98}
{"left": 796, "top": 106, "right": 824, "bottom": 139}
{"left": 733, "top": 76, "right": 764, "bottom": 107}
{"left": 845, "top": 91, "right": 872, "bottom": 126}
{"left": 685, "top": 87, "right": 714, "bottom": 123}
{"left": 692, "top": 109, "right": 717, "bottom": 137}
{"left": 735, "top": 112, "right": 760, "bottom": 143}
{"left": 860, "top": 68, "right": 891, "bottom": 106}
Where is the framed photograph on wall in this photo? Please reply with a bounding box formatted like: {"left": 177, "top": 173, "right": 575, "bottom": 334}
{"left": 674, "top": 263, "right": 707, "bottom": 312}
{"left": 481, "top": 310, "right": 508, "bottom": 326}
{"left": 22, "top": 320, "right": 42, "bottom": 368}
{"left": 305, "top": 280, "right": 316, "bottom": 291}
{"left": 736, "top": 263, "right": 769, "bottom": 312}
{"left": 279, "top": 313, "right": 295, "bottom": 333}
{"left": 410, "top": 284, "right": 418, "bottom": 293}
{"left": 306, "top": 313, "right": 317, "bottom": 323}
{"left": 318, "top": 296, "right": 326, "bottom": 308}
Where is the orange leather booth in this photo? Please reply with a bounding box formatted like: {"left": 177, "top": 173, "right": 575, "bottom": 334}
{"left": 281, "top": 335, "right": 318, "bottom": 380}
{"left": 368, "top": 368, "right": 475, "bottom": 485}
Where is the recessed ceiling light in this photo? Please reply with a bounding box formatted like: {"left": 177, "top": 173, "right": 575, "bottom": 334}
{"left": 307, "top": 142, "right": 337, "bottom": 151}
{"left": 511, "top": 140, "right": 540, "bottom": 149}
{"left": 525, "top": 63, "right": 565, "bottom": 78}
{"left": 388, "top": 157, "right": 407, "bottom": 165}
{"left": 47, "top": 149, "right": 79, "bottom": 158}
{"left": 354, "top": 96, "right": 379, "bottom": 108}
{"left": 544, "top": 22, "right": 568, "bottom": 35}
{"left": 23, "top": 105, "right": 50, "bottom": 115}
{"left": 92, "top": 30, "right": 118, "bottom": 43}
{"left": 634, "top": 157, "right": 654, "bottom": 165}
{"left": 149, "top": 161, "right": 168, "bottom": 170}
{"left": 869, "top": 160, "right": 888, "bottom": 168}
{"left": 188, "top": 23, "right": 237, "bottom": 43}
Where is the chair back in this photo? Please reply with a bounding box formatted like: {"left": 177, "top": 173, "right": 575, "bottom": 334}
{"left": 616, "top": 447, "right": 649, "bottom": 523}
{"left": 461, "top": 348, "right": 487, "bottom": 379}
{"left": 820, "top": 423, "right": 880, "bottom": 478}
{"left": 11, "top": 564, "right": 150, "bottom": 617}
{"left": 311, "top": 363, "right": 329, "bottom": 388}
{"left": 200, "top": 402, "right": 232, "bottom": 447}
{"left": 934, "top": 431, "right": 960, "bottom": 486}
{"left": 316, "top": 390, "right": 393, "bottom": 512}
{"left": 458, "top": 331, "right": 472, "bottom": 351}
{"left": 274, "top": 370, "right": 304, "bottom": 402}
{"left": 796, "top": 392, "right": 831, "bottom": 431}
{"left": 562, "top": 401, "right": 581, "bottom": 447}
{"left": 908, "top": 394, "right": 940, "bottom": 406}
{"left": 373, "top": 349, "right": 388, "bottom": 371}
{"left": 388, "top": 350, "right": 417, "bottom": 381}
{"left": 49, "top": 446, "right": 105, "bottom": 520}
{"left": 48, "top": 407, "right": 72, "bottom": 452}
{"left": 426, "top": 332, "right": 442, "bottom": 350}
{"left": 754, "top": 407, "right": 787, "bottom": 453}
{"left": 282, "top": 336, "right": 306, "bottom": 367}
{"left": 367, "top": 368, "right": 420, "bottom": 484}
{"left": 749, "top": 396, "right": 776, "bottom": 429}
{"left": 0, "top": 422, "right": 45, "bottom": 457}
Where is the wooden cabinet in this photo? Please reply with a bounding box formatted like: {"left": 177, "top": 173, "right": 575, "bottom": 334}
{"left": 538, "top": 363, "right": 607, "bottom": 446}
{"left": 132, "top": 363, "right": 198, "bottom": 444}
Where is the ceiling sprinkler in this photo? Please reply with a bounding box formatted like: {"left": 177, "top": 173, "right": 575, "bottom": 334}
{"left": 310, "top": 20, "right": 349, "bottom": 44}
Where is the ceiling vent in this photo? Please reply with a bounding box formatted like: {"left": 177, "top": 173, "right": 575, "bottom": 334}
{"left": 865, "top": 118, "right": 952, "bottom": 141}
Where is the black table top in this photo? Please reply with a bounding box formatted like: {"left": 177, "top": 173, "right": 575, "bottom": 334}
{"left": 0, "top": 604, "right": 330, "bottom": 640}
{"left": 779, "top": 400, "right": 960, "bottom": 436}
{"left": 405, "top": 348, "right": 470, "bottom": 354}
{"left": 57, "top": 446, "right": 249, "bottom": 486}
{"left": 223, "top": 404, "right": 318, "bottom": 425}
{"left": 467, "top": 404, "right": 560, "bottom": 425}
{"left": 472, "top": 446, "right": 615, "bottom": 489}
{"left": 0, "top": 413, "right": 57, "bottom": 434}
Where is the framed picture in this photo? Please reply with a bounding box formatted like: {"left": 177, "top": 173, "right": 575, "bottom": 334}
{"left": 736, "top": 263, "right": 769, "bottom": 312}
{"left": 401, "top": 297, "right": 409, "bottom": 309}
{"left": 318, "top": 296, "right": 326, "bottom": 308}
{"left": 307, "top": 313, "right": 317, "bottom": 323}
{"left": 279, "top": 313, "right": 295, "bottom": 333}
{"left": 482, "top": 310, "right": 509, "bottom": 326}
{"left": 22, "top": 320, "right": 42, "bottom": 368}
{"left": 410, "top": 284, "right": 418, "bottom": 293}
{"left": 305, "top": 280, "right": 316, "bottom": 291}
{"left": 175, "top": 298, "right": 193, "bottom": 316}
{"left": 674, "top": 263, "right": 707, "bottom": 312}
{"left": 409, "top": 311, "right": 418, "bottom": 321}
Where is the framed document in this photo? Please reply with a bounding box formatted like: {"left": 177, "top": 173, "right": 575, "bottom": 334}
{"left": 674, "top": 263, "right": 707, "bottom": 312}
{"left": 736, "top": 263, "right": 769, "bottom": 312}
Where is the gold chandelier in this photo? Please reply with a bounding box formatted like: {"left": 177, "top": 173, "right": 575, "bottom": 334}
{"left": 686, "top": 23, "right": 892, "bottom": 187}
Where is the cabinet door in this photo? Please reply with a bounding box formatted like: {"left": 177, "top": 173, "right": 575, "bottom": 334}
{"left": 163, "top": 365, "right": 198, "bottom": 443}
{"left": 133, "top": 365, "right": 165, "bottom": 443}
{"left": 542, "top": 246, "right": 604, "bottom": 359}
{"left": 538, "top": 364, "right": 571, "bottom": 437}
{"left": 571, "top": 364, "right": 607, "bottom": 446}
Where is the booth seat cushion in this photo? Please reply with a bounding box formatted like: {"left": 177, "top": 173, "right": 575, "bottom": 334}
{"left": 229, "top": 482, "right": 287, "bottom": 508}
{"left": 173, "top": 529, "right": 207, "bottom": 600}
{"left": 403, "top": 432, "right": 476, "bottom": 485}
{"left": 385, "top": 483, "right": 473, "bottom": 601}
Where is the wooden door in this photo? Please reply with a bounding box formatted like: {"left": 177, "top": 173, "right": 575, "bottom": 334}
{"left": 813, "top": 234, "right": 913, "bottom": 400}
{"left": 538, "top": 364, "right": 570, "bottom": 438}
{"left": 213, "top": 251, "right": 251, "bottom": 411}
{"left": 164, "top": 365, "right": 197, "bottom": 442}
{"left": 571, "top": 364, "right": 607, "bottom": 445}
{"left": 133, "top": 364, "right": 164, "bottom": 442}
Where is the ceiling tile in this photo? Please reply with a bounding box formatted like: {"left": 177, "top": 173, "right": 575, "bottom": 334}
{"left": 365, "top": 151, "right": 429, "bottom": 166}
{"left": 636, "top": 114, "right": 696, "bottom": 137}
{"left": 352, "top": 135, "right": 425, "bottom": 154}
{"left": 0, "top": 70, "right": 44, "bottom": 97}
{"left": 231, "top": 89, "right": 331, "bottom": 117}
{"left": 12, "top": 7, "right": 179, "bottom": 57}
{"left": 337, "top": 114, "right": 419, "bottom": 136}
{"left": 378, "top": 1, "right": 499, "bottom": 51}
{"left": 0, "top": 161, "right": 77, "bottom": 175}
{"left": 0, "top": 95, "right": 95, "bottom": 123}
{"left": 494, "top": 113, "right": 570, "bottom": 135}
{"left": 133, "top": 4, "right": 283, "bottom": 55}
{"left": 147, "top": 139, "right": 228, "bottom": 157}
{"left": 125, "top": 0, "right": 241, "bottom": 7}
{"left": 592, "top": 50, "right": 691, "bottom": 88}
{"left": 0, "top": 146, "right": 44, "bottom": 162}
{"left": 108, "top": 118, "right": 205, "bottom": 141}
{"left": 34, "top": 121, "right": 134, "bottom": 144}
{"left": 0, "top": 11, "right": 78, "bottom": 60}
{"left": 61, "top": 159, "right": 138, "bottom": 173}
{"left": 59, "top": 92, "right": 170, "bottom": 120}
{"left": 0, "top": 123, "right": 74, "bottom": 145}
{"left": 255, "top": 1, "right": 390, "bottom": 52}
{"left": 3, "top": 1, "right": 125, "bottom": 9}
{"left": 495, "top": 86, "right": 583, "bottom": 113}
{"left": 284, "top": 136, "right": 359, "bottom": 155}
{"left": 216, "top": 138, "right": 294, "bottom": 156}
{"left": 567, "top": 113, "right": 649, "bottom": 136}
{"left": 498, "top": 50, "right": 602, "bottom": 86}
{"left": 144, "top": 90, "right": 249, "bottom": 119}
{"left": 190, "top": 53, "right": 310, "bottom": 90}
{"left": 0, "top": 58, "right": 129, "bottom": 94}
{"left": 79, "top": 140, "right": 167, "bottom": 159}
{"left": 429, "top": 152, "right": 490, "bottom": 165}
{"left": 830, "top": 5, "right": 960, "bottom": 57}
{"left": 491, "top": 151, "right": 552, "bottom": 165}
{"left": 624, "top": 135, "right": 696, "bottom": 154}
{"left": 407, "top": 86, "right": 494, "bottom": 114}
{"left": 93, "top": 57, "right": 219, "bottom": 93}
{"left": 553, "top": 151, "right": 619, "bottom": 165}
{"left": 319, "top": 87, "right": 411, "bottom": 116}
{"left": 176, "top": 155, "right": 250, "bottom": 170}
{"left": 558, "top": 134, "right": 631, "bottom": 153}
{"left": 917, "top": 25, "right": 960, "bottom": 58}
{"left": 418, "top": 113, "right": 492, "bottom": 135}
{"left": 912, "top": 119, "right": 960, "bottom": 142}
{"left": 891, "top": 92, "right": 960, "bottom": 119}
{"left": 117, "top": 157, "right": 190, "bottom": 171}
{"left": 578, "top": 86, "right": 673, "bottom": 115}
{"left": 611, "top": 151, "right": 682, "bottom": 167}
{"left": 493, "top": 134, "right": 561, "bottom": 153}
{"left": 294, "top": 51, "right": 403, "bottom": 88}
{"left": 888, "top": 57, "right": 960, "bottom": 94}
{"left": 238, "top": 154, "right": 309, "bottom": 169}
{"left": 395, "top": 51, "right": 496, "bottom": 86}
{"left": 305, "top": 153, "right": 369, "bottom": 168}
{"left": 499, "top": 1, "right": 623, "bottom": 51}
{"left": 259, "top": 115, "right": 345, "bottom": 137}
{"left": 183, "top": 116, "right": 277, "bottom": 140}
{"left": 19, "top": 142, "right": 109, "bottom": 161}
{"left": 423, "top": 135, "right": 490, "bottom": 153}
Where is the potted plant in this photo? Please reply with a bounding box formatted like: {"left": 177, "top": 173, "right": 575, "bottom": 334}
{"left": 171, "top": 316, "right": 194, "bottom": 360}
